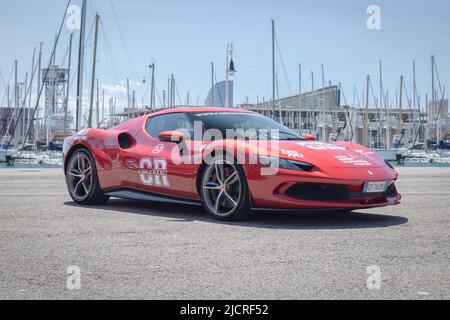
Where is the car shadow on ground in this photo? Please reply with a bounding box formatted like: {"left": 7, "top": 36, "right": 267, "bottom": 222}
{"left": 64, "top": 199, "right": 408, "bottom": 230}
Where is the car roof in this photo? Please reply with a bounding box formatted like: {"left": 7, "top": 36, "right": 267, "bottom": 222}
{"left": 110, "top": 107, "right": 256, "bottom": 131}
{"left": 146, "top": 107, "right": 255, "bottom": 117}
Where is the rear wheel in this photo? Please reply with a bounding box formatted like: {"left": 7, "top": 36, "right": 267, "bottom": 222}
{"left": 66, "top": 149, "right": 109, "bottom": 205}
{"left": 200, "top": 154, "right": 251, "bottom": 221}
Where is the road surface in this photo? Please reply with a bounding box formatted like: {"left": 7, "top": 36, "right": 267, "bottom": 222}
{"left": 0, "top": 167, "right": 449, "bottom": 299}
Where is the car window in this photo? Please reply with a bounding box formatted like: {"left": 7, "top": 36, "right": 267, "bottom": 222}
{"left": 187, "top": 112, "right": 303, "bottom": 141}
{"left": 145, "top": 113, "right": 193, "bottom": 139}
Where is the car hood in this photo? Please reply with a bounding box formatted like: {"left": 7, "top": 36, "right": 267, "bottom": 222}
{"left": 254, "top": 140, "right": 386, "bottom": 169}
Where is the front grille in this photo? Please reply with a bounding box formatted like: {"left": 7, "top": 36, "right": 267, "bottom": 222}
{"left": 285, "top": 182, "right": 398, "bottom": 202}
{"left": 285, "top": 183, "right": 349, "bottom": 201}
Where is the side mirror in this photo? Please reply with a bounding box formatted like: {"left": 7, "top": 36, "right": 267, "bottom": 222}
{"left": 158, "top": 130, "right": 189, "bottom": 156}
{"left": 303, "top": 134, "right": 317, "bottom": 141}
{"left": 158, "top": 130, "right": 187, "bottom": 143}
{"left": 159, "top": 130, "right": 187, "bottom": 143}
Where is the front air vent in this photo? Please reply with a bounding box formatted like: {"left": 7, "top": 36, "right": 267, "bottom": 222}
{"left": 292, "top": 161, "right": 315, "bottom": 172}
{"left": 118, "top": 132, "right": 135, "bottom": 149}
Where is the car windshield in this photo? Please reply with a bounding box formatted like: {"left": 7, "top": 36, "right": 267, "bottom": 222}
{"left": 187, "top": 112, "right": 304, "bottom": 141}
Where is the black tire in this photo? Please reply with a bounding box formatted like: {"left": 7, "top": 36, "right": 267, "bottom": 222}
{"left": 200, "top": 154, "right": 251, "bottom": 221}
{"left": 65, "top": 149, "right": 109, "bottom": 205}
{"left": 335, "top": 209, "right": 354, "bottom": 214}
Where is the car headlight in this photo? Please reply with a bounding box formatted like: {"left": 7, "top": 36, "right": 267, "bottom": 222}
{"left": 385, "top": 160, "right": 394, "bottom": 169}
{"left": 258, "top": 155, "right": 315, "bottom": 172}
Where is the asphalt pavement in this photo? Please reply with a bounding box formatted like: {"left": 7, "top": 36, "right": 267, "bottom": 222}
{"left": 0, "top": 167, "right": 449, "bottom": 299}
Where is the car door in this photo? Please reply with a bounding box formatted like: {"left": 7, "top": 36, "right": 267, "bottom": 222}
{"left": 122, "top": 113, "right": 197, "bottom": 199}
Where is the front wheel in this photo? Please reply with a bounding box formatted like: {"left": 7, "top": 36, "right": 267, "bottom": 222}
{"left": 65, "top": 149, "right": 109, "bottom": 205}
{"left": 200, "top": 155, "right": 251, "bottom": 221}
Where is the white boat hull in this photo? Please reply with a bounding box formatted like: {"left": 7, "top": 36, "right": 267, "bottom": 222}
{"left": 374, "top": 149, "right": 398, "bottom": 161}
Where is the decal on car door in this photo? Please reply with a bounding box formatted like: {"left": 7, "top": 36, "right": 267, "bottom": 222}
{"left": 138, "top": 158, "right": 170, "bottom": 187}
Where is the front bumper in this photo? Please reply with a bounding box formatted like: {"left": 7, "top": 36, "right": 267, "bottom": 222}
{"left": 245, "top": 165, "right": 401, "bottom": 210}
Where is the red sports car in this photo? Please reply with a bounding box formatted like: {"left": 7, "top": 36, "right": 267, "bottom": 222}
{"left": 63, "top": 107, "right": 401, "bottom": 220}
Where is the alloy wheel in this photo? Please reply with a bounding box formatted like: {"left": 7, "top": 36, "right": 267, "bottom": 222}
{"left": 67, "top": 152, "right": 93, "bottom": 201}
{"left": 202, "top": 159, "right": 242, "bottom": 216}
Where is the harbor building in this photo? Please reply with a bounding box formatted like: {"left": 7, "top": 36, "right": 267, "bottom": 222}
{"left": 0, "top": 106, "right": 35, "bottom": 145}
{"left": 205, "top": 81, "right": 233, "bottom": 108}
{"left": 238, "top": 86, "right": 446, "bottom": 149}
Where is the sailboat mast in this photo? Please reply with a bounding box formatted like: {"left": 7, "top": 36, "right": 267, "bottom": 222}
{"left": 127, "top": 78, "right": 130, "bottom": 109}
{"left": 102, "top": 90, "right": 105, "bottom": 126}
{"left": 7, "top": 85, "right": 10, "bottom": 108}
{"left": 96, "top": 79, "right": 99, "bottom": 127}
{"left": 298, "top": 63, "right": 302, "bottom": 131}
{"left": 379, "top": 60, "right": 383, "bottom": 110}
{"left": 431, "top": 55, "right": 435, "bottom": 142}
{"left": 225, "top": 44, "right": 231, "bottom": 108}
{"left": 310, "top": 71, "right": 314, "bottom": 132}
{"left": 167, "top": 78, "right": 170, "bottom": 108}
{"left": 88, "top": 14, "right": 100, "bottom": 128}
{"left": 398, "top": 75, "right": 404, "bottom": 137}
{"left": 379, "top": 60, "right": 385, "bottom": 148}
{"left": 35, "top": 42, "right": 42, "bottom": 145}
{"left": 171, "top": 74, "right": 175, "bottom": 107}
{"left": 211, "top": 62, "right": 214, "bottom": 107}
{"left": 412, "top": 60, "right": 417, "bottom": 144}
{"left": 364, "top": 75, "right": 370, "bottom": 147}
{"left": 75, "top": 0, "right": 87, "bottom": 131}
{"left": 161, "top": 90, "right": 165, "bottom": 109}
{"left": 28, "top": 48, "right": 36, "bottom": 140}
{"left": 271, "top": 19, "right": 276, "bottom": 118}
{"left": 413, "top": 61, "right": 416, "bottom": 109}
{"left": 65, "top": 33, "right": 73, "bottom": 137}
{"left": 22, "top": 73, "right": 28, "bottom": 144}
{"left": 14, "top": 60, "right": 18, "bottom": 144}
{"left": 425, "top": 93, "right": 429, "bottom": 146}
{"left": 321, "top": 64, "right": 326, "bottom": 141}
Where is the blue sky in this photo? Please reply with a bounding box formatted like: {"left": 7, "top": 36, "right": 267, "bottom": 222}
{"left": 1, "top": 0, "right": 450, "bottom": 114}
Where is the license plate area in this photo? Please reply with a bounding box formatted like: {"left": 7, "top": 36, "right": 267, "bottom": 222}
{"left": 363, "top": 181, "right": 387, "bottom": 193}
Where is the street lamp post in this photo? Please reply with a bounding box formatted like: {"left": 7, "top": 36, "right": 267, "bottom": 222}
{"left": 149, "top": 63, "right": 155, "bottom": 111}
{"left": 225, "top": 43, "right": 236, "bottom": 108}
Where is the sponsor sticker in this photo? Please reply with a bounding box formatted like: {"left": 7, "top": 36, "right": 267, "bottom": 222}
{"left": 297, "top": 142, "right": 346, "bottom": 151}
{"left": 139, "top": 158, "right": 170, "bottom": 187}
{"left": 280, "top": 149, "right": 304, "bottom": 159}
{"left": 334, "top": 155, "right": 372, "bottom": 167}
{"left": 152, "top": 144, "right": 164, "bottom": 154}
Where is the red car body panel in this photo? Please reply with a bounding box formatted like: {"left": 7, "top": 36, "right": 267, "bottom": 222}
{"left": 63, "top": 107, "right": 401, "bottom": 210}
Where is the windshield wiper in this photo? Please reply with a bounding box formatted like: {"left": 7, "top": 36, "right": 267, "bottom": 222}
{"left": 278, "top": 132, "right": 304, "bottom": 141}
{"left": 284, "top": 137, "right": 303, "bottom": 141}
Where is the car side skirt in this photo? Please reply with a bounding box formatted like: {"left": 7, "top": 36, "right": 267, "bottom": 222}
{"left": 104, "top": 188, "right": 203, "bottom": 207}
